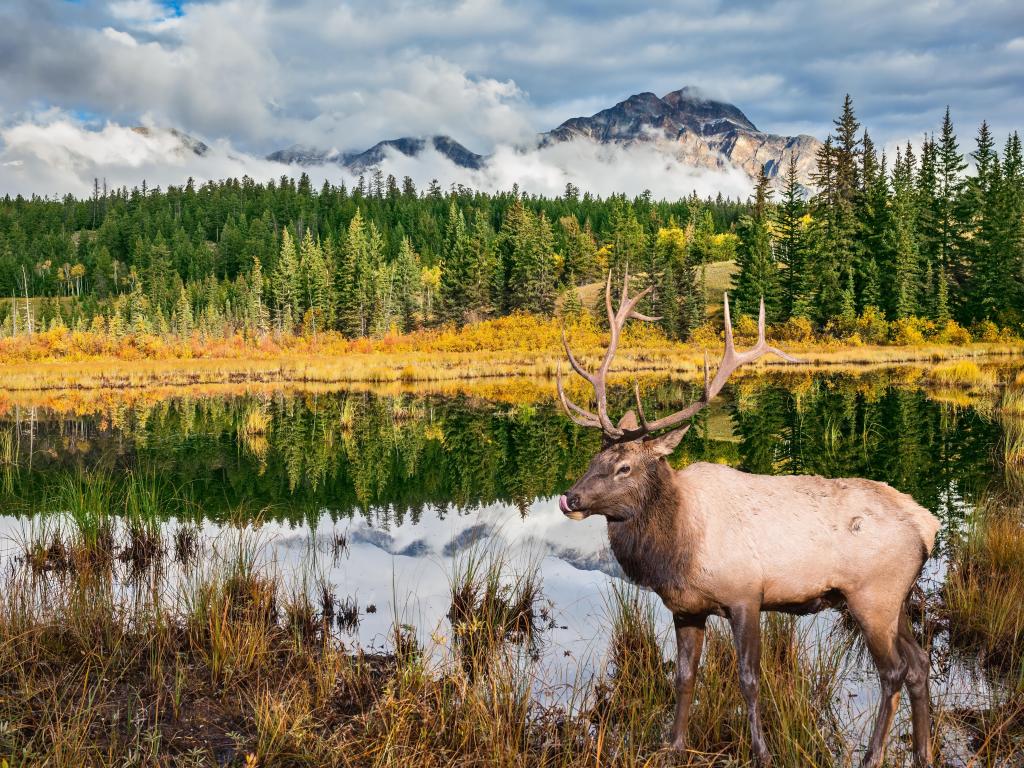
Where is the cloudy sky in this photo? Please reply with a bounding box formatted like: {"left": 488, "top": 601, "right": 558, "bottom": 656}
{"left": 1, "top": 0, "right": 1023, "bottom": 196}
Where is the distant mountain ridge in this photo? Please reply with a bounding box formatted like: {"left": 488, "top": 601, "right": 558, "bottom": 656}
{"left": 267, "top": 135, "right": 485, "bottom": 171}
{"left": 266, "top": 86, "right": 822, "bottom": 186}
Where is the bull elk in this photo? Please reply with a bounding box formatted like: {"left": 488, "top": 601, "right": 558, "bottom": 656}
{"left": 556, "top": 271, "right": 939, "bottom": 768}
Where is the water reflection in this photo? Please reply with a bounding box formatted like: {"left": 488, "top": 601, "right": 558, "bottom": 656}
{"left": 2, "top": 370, "right": 1003, "bottom": 533}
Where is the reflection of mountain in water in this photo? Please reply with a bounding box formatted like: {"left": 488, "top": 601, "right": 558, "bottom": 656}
{"left": 342, "top": 515, "right": 623, "bottom": 577}
{"left": 0, "top": 373, "right": 1000, "bottom": 532}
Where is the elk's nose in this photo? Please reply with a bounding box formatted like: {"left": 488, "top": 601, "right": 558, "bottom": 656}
{"left": 564, "top": 493, "right": 581, "bottom": 510}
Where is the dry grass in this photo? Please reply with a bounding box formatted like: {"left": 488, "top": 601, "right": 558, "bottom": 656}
{"left": 945, "top": 500, "right": 1024, "bottom": 681}
{"left": 1, "top": 502, "right": 1022, "bottom": 766}
{"left": 928, "top": 360, "right": 998, "bottom": 389}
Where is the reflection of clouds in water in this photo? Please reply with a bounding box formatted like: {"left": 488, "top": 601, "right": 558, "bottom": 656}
{"left": 266, "top": 497, "right": 626, "bottom": 682}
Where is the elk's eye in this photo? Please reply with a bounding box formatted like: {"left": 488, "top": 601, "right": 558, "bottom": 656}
{"left": 616, "top": 465, "right": 631, "bottom": 476}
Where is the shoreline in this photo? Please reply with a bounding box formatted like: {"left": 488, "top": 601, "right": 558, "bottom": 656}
{"left": 1, "top": 341, "right": 1020, "bottom": 395}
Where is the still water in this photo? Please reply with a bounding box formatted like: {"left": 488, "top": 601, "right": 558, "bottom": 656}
{"left": 0, "top": 366, "right": 1016, "bottom": 757}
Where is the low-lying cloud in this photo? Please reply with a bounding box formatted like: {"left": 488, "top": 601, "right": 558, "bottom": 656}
{"left": 0, "top": 116, "right": 753, "bottom": 201}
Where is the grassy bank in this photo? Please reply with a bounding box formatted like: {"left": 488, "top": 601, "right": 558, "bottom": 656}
{"left": 0, "top": 314, "right": 1021, "bottom": 395}
{"left": 1, "top": 471, "right": 1023, "bottom": 766}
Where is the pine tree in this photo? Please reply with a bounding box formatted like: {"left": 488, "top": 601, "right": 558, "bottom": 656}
{"left": 935, "top": 108, "right": 968, "bottom": 315}
{"left": 496, "top": 197, "right": 558, "bottom": 315}
{"left": 363, "top": 221, "right": 387, "bottom": 336}
{"left": 608, "top": 197, "right": 648, "bottom": 281}
{"left": 775, "top": 156, "right": 808, "bottom": 318}
{"left": 915, "top": 136, "right": 939, "bottom": 295}
{"left": 394, "top": 237, "right": 421, "bottom": 332}
{"left": 467, "top": 210, "right": 497, "bottom": 317}
{"left": 337, "top": 211, "right": 368, "bottom": 336}
{"left": 248, "top": 255, "right": 269, "bottom": 333}
{"left": 272, "top": 228, "right": 301, "bottom": 331}
{"left": 653, "top": 221, "right": 701, "bottom": 338}
{"left": 888, "top": 146, "right": 922, "bottom": 318}
{"left": 299, "top": 230, "right": 334, "bottom": 333}
{"left": 559, "top": 278, "right": 586, "bottom": 322}
{"left": 558, "top": 216, "right": 598, "bottom": 281}
{"left": 997, "top": 133, "right": 1024, "bottom": 320}
{"left": 856, "top": 132, "right": 890, "bottom": 312}
{"left": 819, "top": 97, "right": 861, "bottom": 319}
{"left": 733, "top": 167, "right": 782, "bottom": 322}
{"left": 964, "top": 121, "right": 1001, "bottom": 321}
{"left": 439, "top": 201, "right": 473, "bottom": 324}
{"left": 174, "top": 285, "right": 193, "bottom": 337}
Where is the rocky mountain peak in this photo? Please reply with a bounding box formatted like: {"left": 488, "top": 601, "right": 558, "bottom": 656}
{"left": 266, "top": 86, "right": 822, "bottom": 188}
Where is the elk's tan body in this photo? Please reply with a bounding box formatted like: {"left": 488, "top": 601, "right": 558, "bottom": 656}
{"left": 557, "top": 271, "right": 939, "bottom": 768}
{"left": 610, "top": 462, "right": 939, "bottom": 617}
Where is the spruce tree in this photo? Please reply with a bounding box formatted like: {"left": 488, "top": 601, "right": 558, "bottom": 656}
{"left": 888, "top": 146, "right": 922, "bottom": 318}
{"left": 337, "top": 211, "right": 368, "bottom": 337}
{"left": 299, "top": 230, "right": 334, "bottom": 333}
{"left": 964, "top": 121, "right": 1001, "bottom": 321}
{"left": 439, "top": 201, "right": 473, "bottom": 324}
{"left": 999, "top": 133, "right": 1024, "bottom": 320}
{"left": 935, "top": 108, "right": 968, "bottom": 316}
{"left": 394, "top": 236, "right": 421, "bottom": 332}
{"left": 653, "top": 220, "right": 701, "bottom": 338}
{"left": 733, "top": 167, "right": 782, "bottom": 322}
{"left": 271, "top": 228, "right": 301, "bottom": 331}
{"left": 775, "top": 156, "right": 808, "bottom": 318}
{"left": 248, "top": 255, "right": 269, "bottom": 333}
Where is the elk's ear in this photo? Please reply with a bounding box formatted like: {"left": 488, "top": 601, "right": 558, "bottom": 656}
{"left": 617, "top": 409, "right": 639, "bottom": 431}
{"left": 646, "top": 425, "right": 690, "bottom": 457}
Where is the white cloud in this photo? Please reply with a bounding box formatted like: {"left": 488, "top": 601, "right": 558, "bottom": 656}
{"left": 369, "top": 139, "right": 753, "bottom": 200}
{"left": 0, "top": 115, "right": 752, "bottom": 200}
{"left": 1, "top": 0, "right": 1023, "bottom": 193}
{"left": 0, "top": 118, "right": 292, "bottom": 197}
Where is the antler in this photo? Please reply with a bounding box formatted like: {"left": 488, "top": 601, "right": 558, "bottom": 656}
{"left": 557, "top": 266, "right": 659, "bottom": 438}
{"left": 558, "top": 278, "right": 800, "bottom": 443}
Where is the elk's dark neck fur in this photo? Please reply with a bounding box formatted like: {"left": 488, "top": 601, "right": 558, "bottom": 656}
{"left": 606, "top": 459, "right": 693, "bottom": 593}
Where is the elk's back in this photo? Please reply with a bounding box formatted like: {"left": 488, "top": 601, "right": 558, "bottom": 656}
{"left": 675, "top": 463, "right": 939, "bottom": 609}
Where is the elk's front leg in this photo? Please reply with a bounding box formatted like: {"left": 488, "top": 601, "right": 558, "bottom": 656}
{"left": 667, "top": 612, "right": 706, "bottom": 751}
{"left": 729, "top": 603, "right": 771, "bottom": 767}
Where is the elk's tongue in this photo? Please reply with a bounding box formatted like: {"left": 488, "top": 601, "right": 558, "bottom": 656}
{"left": 558, "top": 494, "right": 571, "bottom": 514}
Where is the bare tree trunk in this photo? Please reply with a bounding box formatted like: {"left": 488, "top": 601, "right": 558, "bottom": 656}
{"left": 21, "top": 266, "right": 33, "bottom": 334}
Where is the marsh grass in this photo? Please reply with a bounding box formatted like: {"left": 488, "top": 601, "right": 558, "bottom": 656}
{"left": 929, "top": 360, "right": 998, "bottom": 389}
{"left": 1, "top": 472, "right": 1022, "bottom": 766}
{"left": 945, "top": 500, "right": 1024, "bottom": 678}
{"left": 0, "top": 314, "right": 1019, "bottom": 399}
{"left": 1000, "top": 413, "right": 1024, "bottom": 466}
{"left": 595, "top": 584, "right": 850, "bottom": 767}
{"left": 447, "top": 545, "right": 541, "bottom": 675}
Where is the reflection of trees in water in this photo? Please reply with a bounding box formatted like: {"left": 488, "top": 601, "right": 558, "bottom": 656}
{"left": 0, "top": 373, "right": 1002, "bottom": 526}
{"left": 724, "top": 376, "right": 997, "bottom": 528}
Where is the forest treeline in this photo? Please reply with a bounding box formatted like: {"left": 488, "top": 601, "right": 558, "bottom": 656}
{"left": 0, "top": 96, "right": 1021, "bottom": 346}
{"left": 733, "top": 97, "right": 1024, "bottom": 341}
{"left": 0, "top": 170, "right": 741, "bottom": 342}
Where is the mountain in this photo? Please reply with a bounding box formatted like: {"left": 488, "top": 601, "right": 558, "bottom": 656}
{"left": 267, "top": 135, "right": 485, "bottom": 171}
{"left": 131, "top": 126, "right": 209, "bottom": 157}
{"left": 541, "top": 86, "right": 820, "bottom": 185}
{"left": 266, "top": 86, "right": 820, "bottom": 186}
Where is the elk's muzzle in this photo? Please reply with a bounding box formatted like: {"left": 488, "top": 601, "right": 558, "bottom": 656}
{"left": 559, "top": 493, "right": 589, "bottom": 521}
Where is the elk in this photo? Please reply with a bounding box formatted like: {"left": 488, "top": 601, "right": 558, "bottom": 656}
{"left": 556, "top": 271, "right": 939, "bottom": 768}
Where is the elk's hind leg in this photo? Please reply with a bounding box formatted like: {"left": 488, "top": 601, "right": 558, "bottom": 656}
{"left": 846, "top": 591, "right": 907, "bottom": 768}
{"left": 899, "top": 610, "right": 934, "bottom": 767}
{"left": 728, "top": 602, "right": 771, "bottom": 767}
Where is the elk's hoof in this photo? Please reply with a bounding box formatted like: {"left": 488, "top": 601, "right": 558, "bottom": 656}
{"left": 662, "top": 736, "right": 686, "bottom": 752}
